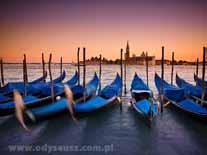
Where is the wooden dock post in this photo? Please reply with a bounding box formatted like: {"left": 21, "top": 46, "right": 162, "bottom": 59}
{"left": 60, "top": 57, "right": 63, "bottom": 76}
{"left": 201, "top": 47, "right": 206, "bottom": 106}
{"left": 23, "top": 54, "right": 28, "bottom": 96}
{"left": 77, "top": 47, "right": 80, "bottom": 85}
{"left": 120, "top": 49, "right": 123, "bottom": 95}
{"left": 48, "top": 53, "right": 54, "bottom": 102}
{"left": 83, "top": 47, "right": 86, "bottom": 102}
{"left": 145, "top": 52, "right": 149, "bottom": 87}
{"left": 23, "top": 58, "right": 25, "bottom": 96}
{"left": 98, "top": 54, "right": 102, "bottom": 94}
{"left": 160, "top": 46, "right": 164, "bottom": 113}
{"left": 24, "top": 54, "right": 28, "bottom": 83}
{"left": 120, "top": 49, "right": 123, "bottom": 111}
{"left": 0, "top": 58, "right": 4, "bottom": 86}
{"left": 171, "top": 52, "right": 174, "bottom": 85}
{"left": 124, "top": 52, "right": 127, "bottom": 94}
{"left": 196, "top": 58, "right": 199, "bottom": 77}
{"left": 42, "top": 53, "right": 46, "bottom": 82}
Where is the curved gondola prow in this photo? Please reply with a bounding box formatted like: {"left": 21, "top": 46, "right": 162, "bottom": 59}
{"left": 65, "top": 71, "right": 78, "bottom": 87}
{"left": 53, "top": 70, "right": 66, "bottom": 83}
{"left": 85, "top": 72, "right": 99, "bottom": 96}
{"left": 112, "top": 73, "right": 122, "bottom": 96}
{"left": 176, "top": 74, "right": 182, "bottom": 87}
{"left": 111, "top": 73, "right": 122, "bottom": 102}
{"left": 194, "top": 73, "right": 207, "bottom": 87}
{"left": 30, "top": 71, "right": 47, "bottom": 84}
{"left": 194, "top": 73, "right": 198, "bottom": 82}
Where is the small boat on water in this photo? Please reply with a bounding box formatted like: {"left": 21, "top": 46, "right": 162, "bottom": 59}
{"left": 130, "top": 73, "right": 157, "bottom": 123}
{"left": 0, "top": 71, "right": 78, "bottom": 116}
{"left": 176, "top": 74, "right": 205, "bottom": 98}
{"left": 0, "top": 71, "right": 48, "bottom": 95}
{"left": 0, "top": 94, "right": 11, "bottom": 103}
{"left": 2, "top": 71, "right": 66, "bottom": 98}
{"left": 70, "top": 73, "right": 121, "bottom": 116}
{"left": 194, "top": 74, "right": 207, "bottom": 87}
{"left": 176, "top": 74, "right": 207, "bottom": 106}
{"left": 14, "top": 72, "right": 99, "bottom": 123}
{"left": 155, "top": 73, "right": 207, "bottom": 120}
{"left": 0, "top": 71, "right": 66, "bottom": 102}
{"left": 33, "top": 71, "right": 78, "bottom": 97}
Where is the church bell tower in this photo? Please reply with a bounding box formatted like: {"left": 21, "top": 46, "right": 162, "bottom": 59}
{"left": 125, "top": 41, "right": 130, "bottom": 60}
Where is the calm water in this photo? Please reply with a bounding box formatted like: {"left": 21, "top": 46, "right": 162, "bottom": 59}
{"left": 0, "top": 64, "right": 207, "bottom": 155}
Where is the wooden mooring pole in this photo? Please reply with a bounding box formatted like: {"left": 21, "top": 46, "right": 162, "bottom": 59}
{"left": 0, "top": 58, "right": 4, "bottom": 86}
{"left": 23, "top": 54, "right": 28, "bottom": 96}
{"left": 201, "top": 47, "right": 206, "bottom": 106}
{"left": 98, "top": 54, "right": 102, "bottom": 94}
{"left": 171, "top": 52, "right": 174, "bottom": 85}
{"left": 77, "top": 47, "right": 80, "bottom": 85}
{"left": 196, "top": 58, "right": 199, "bottom": 77}
{"left": 146, "top": 52, "right": 149, "bottom": 87}
{"left": 160, "top": 46, "right": 164, "bottom": 113}
{"left": 83, "top": 47, "right": 86, "bottom": 102}
{"left": 120, "top": 49, "right": 123, "bottom": 111}
{"left": 24, "top": 54, "right": 28, "bottom": 83}
{"left": 23, "top": 58, "right": 25, "bottom": 95}
{"left": 42, "top": 53, "right": 46, "bottom": 82}
{"left": 48, "top": 53, "right": 54, "bottom": 102}
{"left": 124, "top": 52, "right": 127, "bottom": 94}
{"left": 60, "top": 57, "right": 63, "bottom": 77}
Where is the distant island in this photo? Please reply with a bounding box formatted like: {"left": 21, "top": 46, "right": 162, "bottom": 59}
{"left": 76, "top": 42, "right": 199, "bottom": 66}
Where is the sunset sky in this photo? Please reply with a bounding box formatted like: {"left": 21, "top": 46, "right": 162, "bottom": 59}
{"left": 0, "top": 0, "right": 206, "bottom": 63}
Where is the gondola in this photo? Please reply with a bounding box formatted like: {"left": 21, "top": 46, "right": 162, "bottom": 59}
{"left": 71, "top": 73, "right": 121, "bottom": 116}
{"left": 14, "top": 72, "right": 99, "bottom": 123}
{"left": 194, "top": 74, "right": 207, "bottom": 87}
{"left": 0, "top": 70, "right": 65, "bottom": 97}
{"left": 0, "top": 71, "right": 48, "bottom": 95}
{"left": 177, "top": 74, "right": 207, "bottom": 106}
{"left": 32, "top": 71, "right": 78, "bottom": 97}
{"left": 0, "top": 72, "right": 47, "bottom": 103}
{"left": 0, "top": 94, "right": 11, "bottom": 103}
{"left": 130, "top": 73, "right": 157, "bottom": 122}
{"left": 0, "top": 71, "right": 77, "bottom": 116}
{"left": 155, "top": 73, "right": 207, "bottom": 120}
{"left": 176, "top": 74, "right": 204, "bottom": 97}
